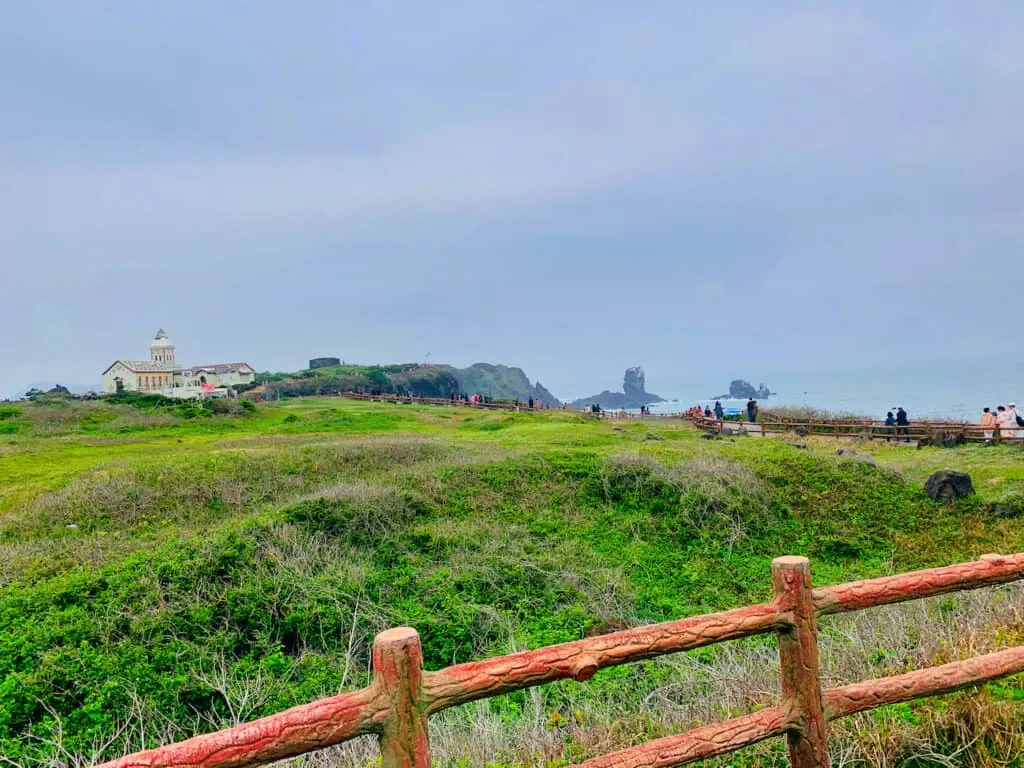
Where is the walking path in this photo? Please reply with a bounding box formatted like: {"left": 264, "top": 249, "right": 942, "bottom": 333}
{"left": 317, "top": 391, "right": 1016, "bottom": 444}
{"left": 687, "top": 413, "right": 1016, "bottom": 444}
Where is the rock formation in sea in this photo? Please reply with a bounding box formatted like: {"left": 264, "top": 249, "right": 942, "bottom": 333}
{"left": 570, "top": 367, "right": 664, "bottom": 409}
{"left": 714, "top": 379, "right": 774, "bottom": 400}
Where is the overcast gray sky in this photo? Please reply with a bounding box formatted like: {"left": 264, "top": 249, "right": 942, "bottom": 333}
{"left": 2, "top": 2, "right": 1022, "bottom": 400}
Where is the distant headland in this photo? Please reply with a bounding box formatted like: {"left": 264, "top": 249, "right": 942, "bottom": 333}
{"left": 256, "top": 359, "right": 560, "bottom": 405}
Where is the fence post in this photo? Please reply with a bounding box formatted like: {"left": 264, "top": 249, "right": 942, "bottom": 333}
{"left": 373, "top": 627, "right": 431, "bottom": 768}
{"left": 772, "top": 556, "right": 829, "bottom": 767}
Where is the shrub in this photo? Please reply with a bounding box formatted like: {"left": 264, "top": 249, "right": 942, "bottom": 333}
{"left": 594, "top": 452, "right": 775, "bottom": 552}
{"left": 282, "top": 485, "right": 429, "bottom": 546}
{"left": 208, "top": 398, "right": 246, "bottom": 415}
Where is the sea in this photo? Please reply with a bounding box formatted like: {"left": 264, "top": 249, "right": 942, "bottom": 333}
{"left": 643, "top": 357, "right": 1024, "bottom": 422}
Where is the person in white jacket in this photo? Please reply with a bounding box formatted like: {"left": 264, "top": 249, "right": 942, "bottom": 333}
{"left": 1005, "top": 402, "right": 1020, "bottom": 440}
{"left": 996, "top": 406, "right": 1013, "bottom": 441}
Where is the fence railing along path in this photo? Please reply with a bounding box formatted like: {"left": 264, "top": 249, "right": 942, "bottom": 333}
{"left": 337, "top": 391, "right": 558, "bottom": 412}
{"left": 328, "top": 392, "right": 1011, "bottom": 443}
{"left": 95, "top": 554, "right": 1024, "bottom": 768}
{"left": 689, "top": 413, "right": 1019, "bottom": 444}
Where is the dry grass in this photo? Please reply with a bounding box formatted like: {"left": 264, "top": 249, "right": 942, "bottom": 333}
{"left": 598, "top": 451, "right": 773, "bottom": 553}
{"left": 23, "top": 586, "right": 1012, "bottom": 768}
{"left": 759, "top": 406, "right": 870, "bottom": 422}
{"left": 0, "top": 437, "right": 448, "bottom": 586}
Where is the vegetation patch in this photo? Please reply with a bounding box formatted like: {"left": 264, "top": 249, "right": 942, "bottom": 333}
{"left": 0, "top": 398, "right": 1022, "bottom": 765}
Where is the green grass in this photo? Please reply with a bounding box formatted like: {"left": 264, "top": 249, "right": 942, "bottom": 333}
{"left": 1, "top": 398, "right": 1023, "bottom": 764}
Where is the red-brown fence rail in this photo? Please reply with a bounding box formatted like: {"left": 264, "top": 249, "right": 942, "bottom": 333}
{"left": 688, "top": 413, "right": 1021, "bottom": 444}
{"left": 94, "top": 554, "right": 1024, "bottom": 768}
{"left": 338, "top": 391, "right": 559, "bottom": 411}
{"left": 324, "top": 393, "right": 1017, "bottom": 443}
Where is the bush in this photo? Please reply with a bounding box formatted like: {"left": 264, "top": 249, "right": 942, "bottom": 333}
{"left": 208, "top": 398, "right": 248, "bottom": 415}
{"left": 594, "top": 452, "right": 775, "bottom": 552}
{"left": 282, "top": 485, "right": 429, "bottom": 546}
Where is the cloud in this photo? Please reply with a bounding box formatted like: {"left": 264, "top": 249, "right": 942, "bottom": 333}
{"left": 2, "top": 2, "right": 1024, "bottom": 397}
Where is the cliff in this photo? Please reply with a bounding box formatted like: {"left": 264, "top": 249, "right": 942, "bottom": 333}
{"left": 443, "top": 363, "right": 560, "bottom": 406}
{"left": 570, "top": 367, "right": 664, "bottom": 410}
{"left": 256, "top": 364, "right": 461, "bottom": 399}
{"left": 256, "top": 362, "right": 560, "bottom": 404}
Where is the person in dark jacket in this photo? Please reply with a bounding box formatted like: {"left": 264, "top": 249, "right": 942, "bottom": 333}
{"left": 895, "top": 406, "right": 909, "bottom": 441}
{"left": 704, "top": 405, "right": 712, "bottom": 417}
{"left": 884, "top": 411, "right": 896, "bottom": 442}
{"left": 746, "top": 398, "right": 758, "bottom": 422}
{"left": 714, "top": 400, "right": 724, "bottom": 420}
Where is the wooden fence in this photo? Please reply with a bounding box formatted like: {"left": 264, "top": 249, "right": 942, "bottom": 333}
{"left": 338, "top": 391, "right": 556, "bottom": 411}
{"left": 333, "top": 394, "right": 1014, "bottom": 444}
{"left": 689, "top": 413, "right": 1019, "bottom": 444}
{"left": 95, "top": 554, "right": 1024, "bottom": 768}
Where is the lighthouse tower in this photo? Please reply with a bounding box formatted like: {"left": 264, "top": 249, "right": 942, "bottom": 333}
{"left": 150, "top": 329, "right": 176, "bottom": 364}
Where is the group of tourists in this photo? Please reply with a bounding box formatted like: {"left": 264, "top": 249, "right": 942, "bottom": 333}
{"left": 447, "top": 392, "right": 553, "bottom": 410}
{"left": 979, "top": 402, "right": 1022, "bottom": 443}
{"left": 451, "top": 392, "right": 493, "bottom": 405}
{"left": 690, "top": 399, "right": 756, "bottom": 421}
{"left": 882, "top": 406, "right": 911, "bottom": 441}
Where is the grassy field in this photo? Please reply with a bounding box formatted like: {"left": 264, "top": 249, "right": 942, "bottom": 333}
{"left": 1, "top": 396, "right": 1023, "bottom": 766}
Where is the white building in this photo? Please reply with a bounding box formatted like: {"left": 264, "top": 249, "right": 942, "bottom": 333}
{"left": 102, "top": 330, "right": 255, "bottom": 398}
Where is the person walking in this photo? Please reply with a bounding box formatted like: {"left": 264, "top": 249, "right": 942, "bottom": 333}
{"left": 746, "top": 398, "right": 758, "bottom": 423}
{"left": 980, "top": 407, "right": 996, "bottom": 444}
{"left": 714, "top": 400, "right": 724, "bottom": 420}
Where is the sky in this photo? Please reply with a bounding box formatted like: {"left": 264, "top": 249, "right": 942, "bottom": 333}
{"left": 2, "top": 1, "right": 1023, "bottom": 401}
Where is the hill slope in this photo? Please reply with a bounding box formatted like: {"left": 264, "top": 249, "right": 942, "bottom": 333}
{"left": 442, "top": 362, "right": 560, "bottom": 405}
{"left": 256, "top": 361, "right": 560, "bottom": 403}
{"left": 0, "top": 399, "right": 1022, "bottom": 765}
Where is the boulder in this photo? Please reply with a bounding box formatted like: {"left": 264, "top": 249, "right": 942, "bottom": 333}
{"left": 924, "top": 470, "right": 975, "bottom": 503}
{"left": 701, "top": 431, "right": 722, "bottom": 441}
{"left": 931, "top": 430, "right": 966, "bottom": 449}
